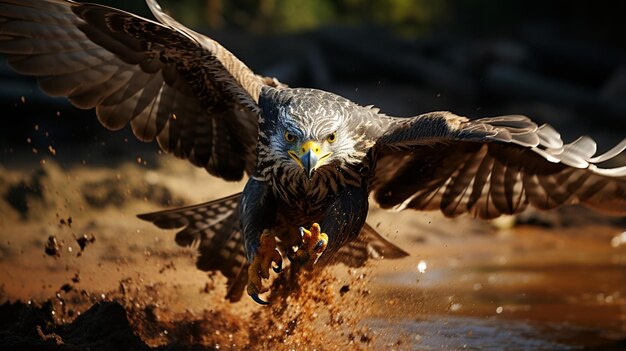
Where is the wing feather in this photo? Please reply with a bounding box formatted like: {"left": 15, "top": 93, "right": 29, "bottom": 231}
{"left": 373, "top": 112, "right": 626, "bottom": 218}
{"left": 0, "top": 0, "right": 285, "bottom": 180}
{"left": 137, "top": 194, "right": 248, "bottom": 301}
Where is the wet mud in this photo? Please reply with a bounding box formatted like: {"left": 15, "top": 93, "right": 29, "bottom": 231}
{"left": 0, "top": 158, "right": 625, "bottom": 350}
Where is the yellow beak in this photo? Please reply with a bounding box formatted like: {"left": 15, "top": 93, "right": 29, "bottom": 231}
{"left": 288, "top": 141, "right": 329, "bottom": 178}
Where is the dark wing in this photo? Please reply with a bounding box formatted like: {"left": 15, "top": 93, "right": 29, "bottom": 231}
{"left": 137, "top": 193, "right": 249, "bottom": 301}
{"left": 334, "top": 222, "right": 409, "bottom": 267}
{"left": 372, "top": 112, "right": 626, "bottom": 219}
{"left": 0, "top": 0, "right": 283, "bottom": 180}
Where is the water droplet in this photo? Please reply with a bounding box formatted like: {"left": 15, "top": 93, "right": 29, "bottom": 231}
{"left": 417, "top": 260, "right": 427, "bottom": 273}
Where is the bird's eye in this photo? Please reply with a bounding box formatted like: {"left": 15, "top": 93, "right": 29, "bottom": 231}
{"left": 284, "top": 131, "right": 296, "bottom": 143}
{"left": 326, "top": 132, "right": 337, "bottom": 143}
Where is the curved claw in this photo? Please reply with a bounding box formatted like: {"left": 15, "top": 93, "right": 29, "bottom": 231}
{"left": 272, "top": 248, "right": 283, "bottom": 273}
{"left": 313, "top": 239, "right": 326, "bottom": 251}
{"left": 246, "top": 229, "right": 282, "bottom": 305}
{"left": 250, "top": 293, "right": 270, "bottom": 305}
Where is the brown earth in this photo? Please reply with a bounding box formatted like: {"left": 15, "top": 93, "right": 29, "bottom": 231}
{"left": 0, "top": 156, "right": 625, "bottom": 350}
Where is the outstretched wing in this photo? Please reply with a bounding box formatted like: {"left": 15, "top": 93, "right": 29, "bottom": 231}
{"left": 0, "top": 0, "right": 282, "bottom": 180}
{"left": 372, "top": 112, "right": 626, "bottom": 219}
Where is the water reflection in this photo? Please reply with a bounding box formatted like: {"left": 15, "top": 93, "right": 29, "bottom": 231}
{"left": 364, "top": 210, "right": 626, "bottom": 349}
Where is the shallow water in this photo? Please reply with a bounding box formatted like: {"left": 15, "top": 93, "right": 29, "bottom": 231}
{"left": 361, "top": 211, "right": 626, "bottom": 350}
{"left": 367, "top": 316, "right": 579, "bottom": 350}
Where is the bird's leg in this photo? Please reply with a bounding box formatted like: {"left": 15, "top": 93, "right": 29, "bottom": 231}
{"left": 240, "top": 178, "right": 280, "bottom": 305}
{"left": 292, "top": 186, "right": 368, "bottom": 269}
{"left": 246, "top": 229, "right": 283, "bottom": 305}
{"left": 295, "top": 223, "right": 328, "bottom": 269}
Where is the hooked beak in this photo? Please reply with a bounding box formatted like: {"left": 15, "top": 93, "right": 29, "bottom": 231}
{"left": 288, "top": 140, "right": 331, "bottom": 178}
{"left": 300, "top": 149, "right": 318, "bottom": 178}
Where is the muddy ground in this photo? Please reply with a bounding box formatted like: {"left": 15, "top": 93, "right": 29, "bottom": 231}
{"left": 0, "top": 152, "right": 625, "bottom": 350}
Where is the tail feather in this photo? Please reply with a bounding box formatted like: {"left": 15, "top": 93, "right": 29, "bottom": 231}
{"left": 138, "top": 193, "right": 240, "bottom": 246}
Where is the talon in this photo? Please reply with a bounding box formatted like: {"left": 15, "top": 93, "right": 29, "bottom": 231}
{"left": 272, "top": 246, "right": 283, "bottom": 273}
{"left": 296, "top": 223, "right": 328, "bottom": 269}
{"left": 250, "top": 293, "right": 269, "bottom": 305}
{"left": 246, "top": 229, "right": 282, "bottom": 305}
{"left": 313, "top": 239, "right": 325, "bottom": 251}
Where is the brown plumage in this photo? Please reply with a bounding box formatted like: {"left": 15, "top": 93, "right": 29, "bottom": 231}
{"left": 0, "top": 0, "right": 281, "bottom": 180}
{"left": 1, "top": 0, "right": 624, "bottom": 303}
{"left": 374, "top": 114, "right": 626, "bottom": 218}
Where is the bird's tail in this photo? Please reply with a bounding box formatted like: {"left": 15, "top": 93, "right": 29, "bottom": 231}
{"left": 137, "top": 193, "right": 249, "bottom": 301}
{"left": 335, "top": 222, "right": 409, "bottom": 267}
{"left": 138, "top": 194, "right": 410, "bottom": 302}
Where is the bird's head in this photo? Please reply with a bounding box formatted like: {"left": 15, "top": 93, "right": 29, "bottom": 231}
{"left": 258, "top": 88, "right": 372, "bottom": 179}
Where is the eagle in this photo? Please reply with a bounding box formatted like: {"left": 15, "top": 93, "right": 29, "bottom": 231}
{"left": 1, "top": 0, "right": 625, "bottom": 304}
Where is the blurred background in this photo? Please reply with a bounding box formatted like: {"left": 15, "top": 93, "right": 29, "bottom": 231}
{"left": 1, "top": 0, "right": 625, "bottom": 166}
{"left": 0, "top": 2, "right": 625, "bottom": 350}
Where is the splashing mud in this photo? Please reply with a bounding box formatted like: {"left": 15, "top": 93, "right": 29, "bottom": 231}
{"left": 0, "top": 262, "right": 376, "bottom": 350}
{"left": 1, "top": 159, "right": 625, "bottom": 350}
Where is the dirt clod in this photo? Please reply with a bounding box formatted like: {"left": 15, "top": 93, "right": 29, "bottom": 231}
{"left": 45, "top": 236, "right": 61, "bottom": 258}
{"left": 59, "top": 216, "right": 72, "bottom": 228}
{"left": 59, "top": 284, "right": 73, "bottom": 293}
{"left": 75, "top": 233, "right": 96, "bottom": 255}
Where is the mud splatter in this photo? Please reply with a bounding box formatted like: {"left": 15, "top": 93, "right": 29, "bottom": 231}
{"left": 45, "top": 236, "right": 62, "bottom": 258}
{"left": 2, "top": 159, "right": 625, "bottom": 350}
{"left": 74, "top": 233, "right": 96, "bottom": 256}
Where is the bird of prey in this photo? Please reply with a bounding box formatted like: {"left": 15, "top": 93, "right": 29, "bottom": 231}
{"left": 1, "top": 0, "right": 625, "bottom": 304}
